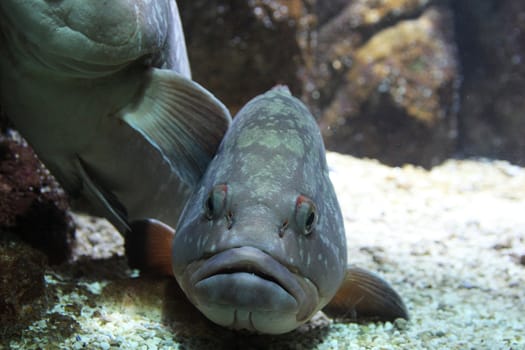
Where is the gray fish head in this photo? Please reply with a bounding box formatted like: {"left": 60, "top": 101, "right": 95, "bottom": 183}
{"left": 0, "top": 0, "right": 189, "bottom": 76}
{"left": 172, "top": 89, "right": 347, "bottom": 334}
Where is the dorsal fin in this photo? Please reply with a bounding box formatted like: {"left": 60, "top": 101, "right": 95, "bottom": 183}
{"left": 121, "top": 68, "right": 231, "bottom": 187}
{"left": 323, "top": 266, "right": 408, "bottom": 322}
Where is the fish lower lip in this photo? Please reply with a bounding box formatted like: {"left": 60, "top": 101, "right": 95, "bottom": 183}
{"left": 195, "top": 272, "right": 298, "bottom": 314}
{"left": 185, "top": 247, "right": 318, "bottom": 321}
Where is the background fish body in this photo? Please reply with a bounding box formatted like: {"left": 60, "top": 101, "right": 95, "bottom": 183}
{"left": 0, "top": 0, "right": 189, "bottom": 76}
{"left": 172, "top": 88, "right": 347, "bottom": 334}
{"left": 0, "top": 0, "right": 230, "bottom": 231}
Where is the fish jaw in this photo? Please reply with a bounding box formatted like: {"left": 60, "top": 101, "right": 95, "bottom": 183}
{"left": 176, "top": 247, "right": 320, "bottom": 334}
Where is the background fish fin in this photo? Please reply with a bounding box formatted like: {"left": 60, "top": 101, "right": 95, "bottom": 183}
{"left": 125, "top": 219, "right": 175, "bottom": 276}
{"left": 121, "top": 68, "right": 231, "bottom": 187}
{"left": 322, "top": 266, "right": 408, "bottom": 322}
{"left": 75, "top": 156, "right": 130, "bottom": 233}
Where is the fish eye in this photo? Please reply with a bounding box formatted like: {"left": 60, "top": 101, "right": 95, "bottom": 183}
{"left": 295, "top": 195, "right": 317, "bottom": 235}
{"left": 204, "top": 184, "right": 228, "bottom": 220}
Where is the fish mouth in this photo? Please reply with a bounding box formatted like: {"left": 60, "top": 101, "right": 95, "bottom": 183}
{"left": 178, "top": 247, "right": 319, "bottom": 333}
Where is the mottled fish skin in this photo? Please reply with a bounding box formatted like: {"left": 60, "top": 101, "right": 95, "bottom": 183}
{"left": 172, "top": 87, "right": 347, "bottom": 334}
{"left": 0, "top": 0, "right": 231, "bottom": 232}
{"left": 0, "top": 0, "right": 190, "bottom": 76}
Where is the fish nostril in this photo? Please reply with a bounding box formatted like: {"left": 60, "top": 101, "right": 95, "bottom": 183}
{"left": 278, "top": 220, "right": 289, "bottom": 238}
{"left": 226, "top": 211, "right": 234, "bottom": 229}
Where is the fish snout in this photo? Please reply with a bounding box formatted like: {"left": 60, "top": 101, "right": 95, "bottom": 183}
{"left": 176, "top": 246, "right": 320, "bottom": 334}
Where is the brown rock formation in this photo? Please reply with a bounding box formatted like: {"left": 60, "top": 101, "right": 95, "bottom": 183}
{"left": 311, "top": 6, "right": 459, "bottom": 168}
{"left": 178, "top": 0, "right": 461, "bottom": 168}
{"left": 0, "top": 131, "right": 74, "bottom": 264}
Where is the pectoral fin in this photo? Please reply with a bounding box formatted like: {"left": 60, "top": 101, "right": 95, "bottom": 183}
{"left": 75, "top": 156, "right": 130, "bottom": 233}
{"left": 125, "top": 219, "right": 175, "bottom": 276}
{"left": 323, "top": 267, "right": 408, "bottom": 322}
{"left": 121, "top": 68, "right": 231, "bottom": 187}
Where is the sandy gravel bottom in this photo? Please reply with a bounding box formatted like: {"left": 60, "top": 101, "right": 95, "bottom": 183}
{"left": 5, "top": 153, "right": 525, "bottom": 350}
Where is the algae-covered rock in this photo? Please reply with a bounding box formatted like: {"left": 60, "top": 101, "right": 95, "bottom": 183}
{"left": 314, "top": 6, "right": 459, "bottom": 168}
{"left": 0, "top": 131, "right": 74, "bottom": 264}
{"left": 179, "top": 0, "right": 460, "bottom": 168}
{"left": 0, "top": 238, "right": 48, "bottom": 338}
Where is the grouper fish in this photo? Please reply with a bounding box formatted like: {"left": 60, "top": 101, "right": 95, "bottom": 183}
{"left": 0, "top": 0, "right": 231, "bottom": 232}
{"left": 129, "top": 87, "right": 408, "bottom": 334}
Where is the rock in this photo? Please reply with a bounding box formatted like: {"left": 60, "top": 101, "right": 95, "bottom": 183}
{"left": 0, "top": 237, "right": 48, "bottom": 338}
{"left": 308, "top": 5, "right": 459, "bottom": 168}
{"left": 179, "top": 1, "right": 460, "bottom": 168}
{"left": 453, "top": 0, "right": 525, "bottom": 166}
{"left": 301, "top": 0, "right": 437, "bottom": 112}
{"left": 0, "top": 130, "right": 74, "bottom": 263}
{"left": 178, "top": 0, "right": 304, "bottom": 113}
{"left": 313, "top": 0, "right": 351, "bottom": 26}
{"left": 313, "top": 0, "right": 432, "bottom": 34}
